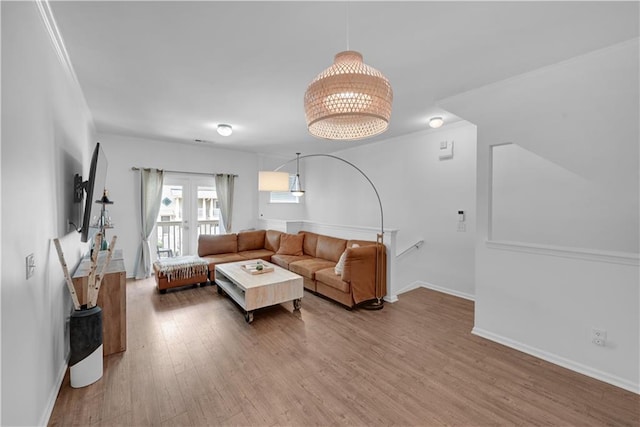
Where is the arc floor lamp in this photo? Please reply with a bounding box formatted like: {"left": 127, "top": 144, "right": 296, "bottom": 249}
{"left": 259, "top": 153, "right": 385, "bottom": 310}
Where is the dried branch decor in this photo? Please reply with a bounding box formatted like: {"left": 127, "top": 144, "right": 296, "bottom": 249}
{"left": 86, "top": 233, "right": 102, "bottom": 306}
{"left": 53, "top": 233, "right": 118, "bottom": 310}
{"left": 53, "top": 238, "right": 81, "bottom": 310}
{"left": 89, "top": 235, "right": 117, "bottom": 307}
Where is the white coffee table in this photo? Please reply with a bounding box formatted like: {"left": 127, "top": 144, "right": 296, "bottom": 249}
{"left": 214, "top": 260, "right": 303, "bottom": 323}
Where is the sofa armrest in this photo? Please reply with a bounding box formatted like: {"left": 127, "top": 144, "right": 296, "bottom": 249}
{"left": 342, "top": 245, "right": 377, "bottom": 304}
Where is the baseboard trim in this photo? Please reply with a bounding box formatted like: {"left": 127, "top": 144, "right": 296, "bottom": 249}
{"left": 472, "top": 327, "right": 640, "bottom": 395}
{"left": 383, "top": 294, "right": 398, "bottom": 303}
{"left": 397, "top": 281, "right": 475, "bottom": 301}
{"left": 40, "top": 358, "right": 68, "bottom": 426}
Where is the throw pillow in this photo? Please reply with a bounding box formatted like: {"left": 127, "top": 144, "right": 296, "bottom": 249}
{"left": 276, "top": 233, "right": 304, "bottom": 256}
{"left": 335, "top": 243, "right": 359, "bottom": 275}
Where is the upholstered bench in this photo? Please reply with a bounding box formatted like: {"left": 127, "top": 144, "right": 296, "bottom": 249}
{"left": 153, "top": 256, "right": 209, "bottom": 293}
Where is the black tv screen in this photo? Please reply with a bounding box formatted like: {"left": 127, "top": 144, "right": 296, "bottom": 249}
{"left": 80, "top": 142, "right": 108, "bottom": 242}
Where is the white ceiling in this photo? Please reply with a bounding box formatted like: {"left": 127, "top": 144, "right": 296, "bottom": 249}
{"left": 50, "top": 1, "right": 639, "bottom": 156}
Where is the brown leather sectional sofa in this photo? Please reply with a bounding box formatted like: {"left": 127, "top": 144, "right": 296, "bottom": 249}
{"left": 197, "top": 229, "right": 386, "bottom": 308}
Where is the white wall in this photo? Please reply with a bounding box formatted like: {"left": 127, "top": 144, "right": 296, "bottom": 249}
{"left": 97, "top": 134, "right": 260, "bottom": 276}
{"left": 442, "top": 39, "right": 639, "bottom": 392}
{"left": 491, "top": 143, "right": 638, "bottom": 253}
{"left": 1, "top": 2, "right": 95, "bottom": 425}
{"left": 258, "top": 122, "right": 477, "bottom": 299}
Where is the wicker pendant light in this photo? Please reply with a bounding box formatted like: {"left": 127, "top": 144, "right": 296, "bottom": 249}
{"left": 304, "top": 50, "right": 393, "bottom": 140}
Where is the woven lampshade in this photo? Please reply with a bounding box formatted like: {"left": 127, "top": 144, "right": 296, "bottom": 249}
{"left": 304, "top": 51, "right": 393, "bottom": 140}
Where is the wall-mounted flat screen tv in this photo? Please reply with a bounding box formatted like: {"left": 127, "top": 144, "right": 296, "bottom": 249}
{"left": 77, "top": 142, "right": 108, "bottom": 242}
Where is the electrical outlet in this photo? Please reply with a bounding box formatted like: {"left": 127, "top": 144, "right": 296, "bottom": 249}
{"left": 592, "top": 328, "right": 607, "bottom": 346}
{"left": 457, "top": 222, "right": 466, "bottom": 232}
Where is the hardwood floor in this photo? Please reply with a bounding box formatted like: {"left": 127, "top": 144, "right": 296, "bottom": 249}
{"left": 49, "top": 278, "right": 639, "bottom": 426}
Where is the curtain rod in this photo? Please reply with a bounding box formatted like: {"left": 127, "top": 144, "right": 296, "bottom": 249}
{"left": 131, "top": 167, "right": 238, "bottom": 177}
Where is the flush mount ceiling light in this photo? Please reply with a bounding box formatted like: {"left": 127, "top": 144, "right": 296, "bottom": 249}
{"left": 304, "top": 51, "right": 393, "bottom": 141}
{"left": 429, "top": 116, "right": 444, "bottom": 129}
{"left": 217, "top": 124, "right": 233, "bottom": 136}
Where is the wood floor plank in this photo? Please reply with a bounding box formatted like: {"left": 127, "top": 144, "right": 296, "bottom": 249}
{"left": 49, "top": 278, "right": 639, "bottom": 426}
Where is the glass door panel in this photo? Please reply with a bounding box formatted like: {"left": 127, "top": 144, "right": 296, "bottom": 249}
{"left": 155, "top": 175, "right": 219, "bottom": 258}
{"left": 156, "top": 178, "right": 188, "bottom": 257}
{"left": 196, "top": 184, "right": 220, "bottom": 237}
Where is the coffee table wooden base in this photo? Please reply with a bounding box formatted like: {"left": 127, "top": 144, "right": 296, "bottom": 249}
{"left": 215, "top": 260, "right": 303, "bottom": 324}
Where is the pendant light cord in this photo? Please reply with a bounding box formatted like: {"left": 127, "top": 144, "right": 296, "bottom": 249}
{"left": 346, "top": 1, "right": 350, "bottom": 51}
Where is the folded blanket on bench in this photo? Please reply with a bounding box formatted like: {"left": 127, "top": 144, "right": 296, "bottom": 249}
{"left": 154, "top": 256, "right": 208, "bottom": 282}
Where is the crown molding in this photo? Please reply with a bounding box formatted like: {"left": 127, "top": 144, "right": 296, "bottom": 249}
{"left": 36, "top": 0, "right": 80, "bottom": 88}
{"left": 35, "top": 0, "right": 94, "bottom": 128}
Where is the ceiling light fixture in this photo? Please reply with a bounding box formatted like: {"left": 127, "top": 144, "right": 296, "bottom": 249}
{"left": 303, "top": 4, "right": 392, "bottom": 141}
{"left": 217, "top": 124, "right": 233, "bottom": 136}
{"left": 429, "top": 116, "right": 444, "bottom": 129}
{"left": 304, "top": 52, "right": 393, "bottom": 141}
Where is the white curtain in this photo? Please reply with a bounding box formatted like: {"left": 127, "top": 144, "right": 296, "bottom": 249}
{"left": 215, "top": 173, "right": 235, "bottom": 233}
{"left": 134, "top": 168, "right": 164, "bottom": 279}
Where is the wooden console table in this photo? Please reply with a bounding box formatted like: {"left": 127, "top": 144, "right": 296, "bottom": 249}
{"left": 72, "top": 249, "right": 126, "bottom": 356}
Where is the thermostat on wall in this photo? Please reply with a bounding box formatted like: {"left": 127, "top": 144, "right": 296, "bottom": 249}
{"left": 439, "top": 140, "right": 453, "bottom": 159}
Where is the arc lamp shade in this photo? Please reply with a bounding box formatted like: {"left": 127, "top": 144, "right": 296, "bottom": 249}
{"left": 258, "top": 171, "right": 290, "bottom": 192}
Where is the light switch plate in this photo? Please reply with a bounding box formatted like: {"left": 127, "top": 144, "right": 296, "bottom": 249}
{"left": 26, "top": 254, "right": 35, "bottom": 279}
{"left": 439, "top": 140, "right": 454, "bottom": 159}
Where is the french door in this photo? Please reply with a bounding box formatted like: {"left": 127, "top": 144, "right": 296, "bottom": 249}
{"left": 156, "top": 174, "right": 219, "bottom": 257}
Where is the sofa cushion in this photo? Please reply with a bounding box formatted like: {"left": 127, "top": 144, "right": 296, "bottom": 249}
{"left": 264, "top": 230, "right": 282, "bottom": 252}
{"left": 198, "top": 234, "right": 238, "bottom": 256}
{"left": 238, "top": 249, "right": 274, "bottom": 262}
{"left": 316, "top": 267, "right": 350, "bottom": 293}
{"left": 316, "top": 235, "right": 347, "bottom": 262}
{"left": 300, "top": 231, "right": 320, "bottom": 257}
{"left": 271, "top": 254, "right": 313, "bottom": 269}
{"left": 335, "top": 244, "right": 359, "bottom": 275}
{"left": 237, "top": 230, "right": 266, "bottom": 252}
{"left": 277, "top": 233, "right": 304, "bottom": 256}
{"left": 289, "top": 258, "right": 336, "bottom": 280}
{"left": 202, "top": 253, "right": 245, "bottom": 269}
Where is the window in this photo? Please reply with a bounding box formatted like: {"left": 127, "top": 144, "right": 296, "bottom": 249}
{"left": 269, "top": 175, "right": 300, "bottom": 204}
